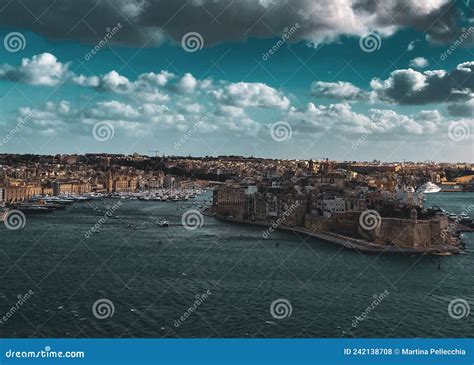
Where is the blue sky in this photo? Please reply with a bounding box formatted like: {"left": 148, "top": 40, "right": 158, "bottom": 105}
{"left": 0, "top": 0, "right": 472, "bottom": 162}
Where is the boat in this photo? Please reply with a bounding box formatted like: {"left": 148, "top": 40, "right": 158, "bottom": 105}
{"left": 158, "top": 219, "right": 169, "bottom": 227}
{"left": 418, "top": 182, "right": 442, "bottom": 194}
{"left": 13, "top": 203, "right": 53, "bottom": 213}
{"left": 433, "top": 252, "right": 453, "bottom": 256}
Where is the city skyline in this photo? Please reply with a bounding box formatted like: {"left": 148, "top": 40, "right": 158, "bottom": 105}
{"left": 1, "top": 151, "right": 474, "bottom": 165}
{"left": 0, "top": 0, "right": 472, "bottom": 162}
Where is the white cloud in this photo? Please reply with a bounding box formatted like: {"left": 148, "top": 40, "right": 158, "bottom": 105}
{"left": 137, "top": 71, "right": 175, "bottom": 87}
{"left": 216, "top": 105, "right": 247, "bottom": 118}
{"left": 98, "top": 70, "right": 132, "bottom": 93}
{"left": 409, "top": 57, "right": 429, "bottom": 68}
{"left": 311, "top": 81, "right": 376, "bottom": 102}
{"left": 86, "top": 101, "right": 141, "bottom": 120}
{"left": 407, "top": 40, "right": 417, "bottom": 51}
{"left": 71, "top": 74, "right": 100, "bottom": 87}
{"left": 179, "top": 102, "right": 204, "bottom": 114}
{"left": 173, "top": 73, "right": 198, "bottom": 94}
{"left": 0, "top": 53, "right": 70, "bottom": 86}
{"left": 281, "top": 102, "right": 443, "bottom": 138}
{"left": 211, "top": 82, "right": 290, "bottom": 109}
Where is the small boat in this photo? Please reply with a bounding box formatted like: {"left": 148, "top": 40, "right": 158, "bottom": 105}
{"left": 433, "top": 252, "right": 452, "bottom": 256}
{"left": 158, "top": 219, "right": 169, "bottom": 227}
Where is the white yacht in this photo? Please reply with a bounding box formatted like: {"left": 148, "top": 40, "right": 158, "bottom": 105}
{"left": 418, "top": 182, "right": 442, "bottom": 193}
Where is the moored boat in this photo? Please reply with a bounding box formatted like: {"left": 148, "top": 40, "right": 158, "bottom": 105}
{"left": 158, "top": 218, "right": 169, "bottom": 227}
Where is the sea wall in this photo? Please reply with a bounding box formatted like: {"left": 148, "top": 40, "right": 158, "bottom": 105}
{"left": 305, "top": 212, "right": 449, "bottom": 248}
{"left": 364, "top": 217, "right": 447, "bottom": 248}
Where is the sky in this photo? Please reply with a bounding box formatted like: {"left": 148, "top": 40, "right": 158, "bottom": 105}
{"left": 0, "top": 0, "right": 472, "bottom": 162}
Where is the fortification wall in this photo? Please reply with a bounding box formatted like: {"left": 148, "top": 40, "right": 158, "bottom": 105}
{"left": 368, "top": 218, "right": 443, "bottom": 248}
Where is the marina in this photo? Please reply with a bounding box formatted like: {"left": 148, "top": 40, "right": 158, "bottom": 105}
{"left": 3, "top": 188, "right": 209, "bottom": 214}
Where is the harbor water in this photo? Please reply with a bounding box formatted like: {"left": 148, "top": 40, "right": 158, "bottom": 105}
{"left": 0, "top": 192, "right": 473, "bottom": 338}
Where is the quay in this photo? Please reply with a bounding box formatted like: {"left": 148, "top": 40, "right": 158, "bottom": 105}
{"left": 205, "top": 212, "right": 462, "bottom": 256}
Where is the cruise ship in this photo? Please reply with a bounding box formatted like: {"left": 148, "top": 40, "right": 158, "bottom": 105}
{"left": 418, "top": 182, "right": 442, "bottom": 193}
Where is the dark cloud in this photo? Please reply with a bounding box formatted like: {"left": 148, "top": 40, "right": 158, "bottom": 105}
{"left": 371, "top": 61, "right": 473, "bottom": 105}
{"left": 0, "top": 0, "right": 465, "bottom": 47}
{"left": 312, "top": 62, "right": 474, "bottom": 116}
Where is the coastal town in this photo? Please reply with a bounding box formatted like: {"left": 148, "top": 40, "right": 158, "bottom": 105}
{"left": 1, "top": 153, "right": 473, "bottom": 255}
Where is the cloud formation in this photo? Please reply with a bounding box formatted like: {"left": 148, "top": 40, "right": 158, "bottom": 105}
{"left": 371, "top": 61, "right": 473, "bottom": 105}
{"left": 311, "top": 81, "right": 376, "bottom": 102}
{"left": 0, "top": 0, "right": 464, "bottom": 47}
{"left": 1, "top": 52, "right": 471, "bottom": 159}
{"left": 312, "top": 61, "right": 474, "bottom": 115}
{"left": 409, "top": 57, "right": 429, "bottom": 68}
{"left": 0, "top": 53, "right": 70, "bottom": 86}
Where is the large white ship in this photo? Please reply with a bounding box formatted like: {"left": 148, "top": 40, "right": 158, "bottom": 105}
{"left": 418, "top": 182, "right": 442, "bottom": 193}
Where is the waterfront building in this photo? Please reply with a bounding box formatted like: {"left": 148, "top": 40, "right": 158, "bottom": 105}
{"left": 0, "top": 184, "right": 42, "bottom": 203}
{"left": 213, "top": 185, "right": 246, "bottom": 219}
{"left": 113, "top": 176, "right": 137, "bottom": 193}
{"left": 52, "top": 181, "right": 91, "bottom": 196}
